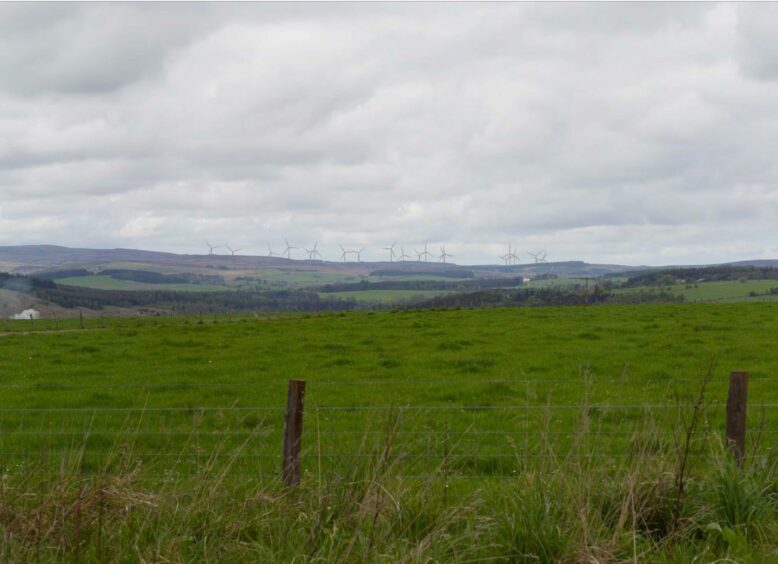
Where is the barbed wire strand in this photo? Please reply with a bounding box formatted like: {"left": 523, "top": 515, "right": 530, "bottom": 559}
{"left": 3, "top": 376, "right": 778, "bottom": 390}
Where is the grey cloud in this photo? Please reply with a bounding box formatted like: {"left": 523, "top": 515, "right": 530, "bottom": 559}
{"left": 2, "top": 3, "right": 778, "bottom": 265}
{"left": 737, "top": 4, "right": 778, "bottom": 81}
{"left": 0, "top": 4, "right": 223, "bottom": 95}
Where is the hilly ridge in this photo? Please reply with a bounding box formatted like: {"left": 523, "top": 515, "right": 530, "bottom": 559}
{"left": 0, "top": 244, "right": 643, "bottom": 279}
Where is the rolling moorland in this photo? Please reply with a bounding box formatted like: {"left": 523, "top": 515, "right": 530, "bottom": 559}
{"left": 5, "top": 245, "right": 778, "bottom": 317}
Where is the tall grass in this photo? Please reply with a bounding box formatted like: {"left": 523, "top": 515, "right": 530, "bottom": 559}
{"left": 1, "top": 406, "right": 776, "bottom": 562}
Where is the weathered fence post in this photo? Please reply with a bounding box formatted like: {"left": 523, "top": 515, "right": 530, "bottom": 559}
{"left": 79, "top": 310, "right": 84, "bottom": 330}
{"left": 282, "top": 379, "right": 306, "bottom": 486}
{"left": 726, "top": 371, "right": 748, "bottom": 467}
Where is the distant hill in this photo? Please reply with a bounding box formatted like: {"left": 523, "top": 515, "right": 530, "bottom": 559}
{"left": 5, "top": 246, "right": 777, "bottom": 315}
{"left": 4, "top": 244, "right": 777, "bottom": 282}
{"left": 722, "top": 259, "right": 778, "bottom": 268}
{"left": 0, "top": 245, "right": 181, "bottom": 268}
{"left": 0, "top": 245, "right": 643, "bottom": 279}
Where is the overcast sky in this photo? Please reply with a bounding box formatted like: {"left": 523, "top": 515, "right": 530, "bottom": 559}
{"left": 1, "top": 3, "right": 778, "bottom": 265}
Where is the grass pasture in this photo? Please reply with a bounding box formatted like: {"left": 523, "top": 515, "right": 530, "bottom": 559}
{"left": 237, "top": 270, "right": 471, "bottom": 290}
{"left": 55, "top": 275, "right": 228, "bottom": 292}
{"left": 1, "top": 305, "right": 777, "bottom": 560}
{"left": 673, "top": 280, "right": 778, "bottom": 303}
{"left": 524, "top": 276, "right": 588, "bottom": 288}
{"left": 617, "top": 279, "right": 778, "bottom": 304}
{"left": 322, "top": 289, "right": 455, "bottom": 303}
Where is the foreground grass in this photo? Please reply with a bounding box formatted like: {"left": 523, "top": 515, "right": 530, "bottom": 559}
{"left": 1, "top": 421, "right": 776, "bottom": 562}
{"left": 1, "top": 304, "right": 778, "bottom": 559}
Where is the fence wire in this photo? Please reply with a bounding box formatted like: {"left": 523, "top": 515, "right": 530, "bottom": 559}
{"left": 1, "top": 375, "right": 776, "bottom": 484}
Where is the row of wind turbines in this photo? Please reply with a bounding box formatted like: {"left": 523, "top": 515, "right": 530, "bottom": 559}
{"left": 499, "top": 243, "right": 548, "bottom": 265}
{"left": 265, "top": 240, "right": 454, "bottom": 263}
{"left": 206, "top": 240, "right": 549, "bottom": 265}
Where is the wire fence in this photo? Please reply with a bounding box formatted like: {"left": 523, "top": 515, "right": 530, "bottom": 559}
{"left": 4, "top": 375, "right": 778, "bottom": 390}
{"left": 0, "top": 374, "right": 776, "bottom": 487}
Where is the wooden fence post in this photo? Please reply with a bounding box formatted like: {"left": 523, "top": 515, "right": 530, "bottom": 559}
{"left": 726, "top": 371, "right": 748, "bottom": 467}
{"left": 282, "top": 379, "right": 306, "bottom": 486}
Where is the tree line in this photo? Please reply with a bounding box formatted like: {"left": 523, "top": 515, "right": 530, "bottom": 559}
{"left": 33, "top": 268, "right": 225, "bottom": 286}
{"left": 318, "top": 277, "right": 525, "bottom": 293}
{"left": 622, "top": 266, "right": 778, "bottom": 287}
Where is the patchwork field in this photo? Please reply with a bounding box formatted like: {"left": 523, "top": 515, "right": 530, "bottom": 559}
{"left": 1, "top": 304, "right": 777, "bottom": 561}
{"left": 54, "top": 275, "right": 229, "bottom": 292}
{"left": 52, "top": 268, "right": 472, "bottom": 293}
{"left": 615, "top": 279, "right": 778, "bottom": 304}
{"left": 320, "top": 289, "right": 456, "bottom": 303}
{"left": 670, "top": 280, "right": 778, "bottom": 303}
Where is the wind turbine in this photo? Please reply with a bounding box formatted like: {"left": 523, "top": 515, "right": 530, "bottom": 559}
{"left": 356, "top": 247, "right": 366, "bottom": 262}
{"left": 282, "top": 238, "right": 297, "bottom": 259}
{"left": 226, "top": 245, "right": 241, "bottom": 256}
{"left": 205, "top": 240, "right": 221, "bottom": 255}
{"left": 415, "top": 243, "right": 433, "bottom": 262}
{"left": 382, "top": 241, "right": 398, "bottom": 262}
{"left": 398, "top": 247, "right": 411, "bottom": 261}
{"left": 339, "top": 244, "right": 355, "bottom": 262}
{"left": 267, "top": 243, "right": 279, "bottom": 257}
{"left": 499, "top": 243, "right": 513, "bottom": 265}
{"left": 529, "top": 250, "right": 547, "bottom": 264}
{"left": 500, "top": 243, "right": 520, "bottom": 265}
{"left": 305, "top": 241, "right": 322, "bottom": 261}
{"left": 438, "top": 245, "right": 453, "bottom": 264}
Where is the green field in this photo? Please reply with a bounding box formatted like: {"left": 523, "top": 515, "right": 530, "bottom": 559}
{"left": 322, "top": 289, "right": 455, "bottom": 303}
{"left": 55, "top": 275, "right": 228, "bottom": 292}
{"left": 524, "top": 277, "right": 586, "bottom": 288}
{"left": 98, "top": 262, "right": 207, "bottom": 275}
{"left": 1, "top": 305, "right": 776, "bottom": 560}
{"left": 615, "top": 279, "right": 778, "bottom": 304}
{"left": 672, "top": 280, "right": 778, "bottom": 302}
{"left": 240, "top": 269, "right": 469, "bottom": 289}
{"left": 242, "top": 269, "right": 367, "bottom": 287}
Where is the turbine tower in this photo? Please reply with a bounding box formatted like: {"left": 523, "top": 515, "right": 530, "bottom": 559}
{"left": 500, "top": 243, "right": 513, "bottom": 265}
{"left": 205, "top": 240, "right": 221, "bottom": 256}
{"left": 267, "top": 244, "right": 279, "bottom": 257}
{"left": 382, "top": 241, "right": 398, "bottom": 262}
{"left": 339, "top": 244, "right": 356, "bottom": 262}
{"left": 226, "top": 245, "right": 241, "bottom": 256}
{"left": 438, "top": 245, "right": 453, "bottom": 264}
{"left": 282, "top": 238, "right": 297, "bottom": 259}
{"left": 356, "top": 247, "right": 366, "bottom": 262}
{"left": 398, "top": 247, "right": 411, "bottom": 261}
{"left": 529, "top": 250, "right": 547, "bottom": 264}
{"left": 415, "top": 243, "right": 433, "bottom": 262}
{"left": 305, "top": 241, "right": 322, "bottom": 261}
{"left": 500, "top": 243, "right": 520, "bottom": 265}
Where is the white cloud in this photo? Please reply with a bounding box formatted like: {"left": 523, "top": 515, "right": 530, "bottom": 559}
{"left": 0, "top": 3, "right": 777, "bottom": 265}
